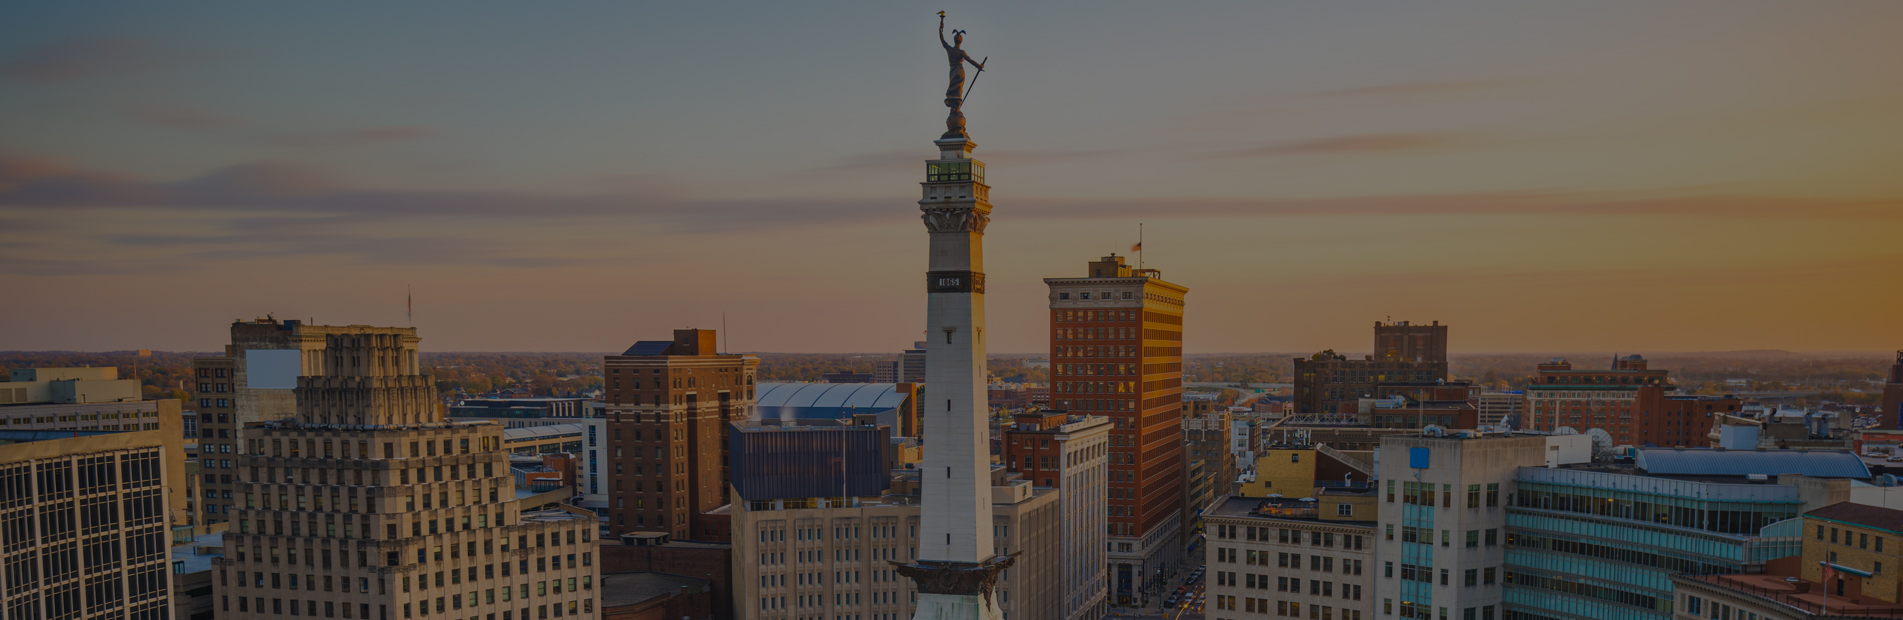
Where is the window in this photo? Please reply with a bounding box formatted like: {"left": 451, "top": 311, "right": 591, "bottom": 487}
{"left": 1464, "top": 569, "right": 1477, "bottom": 586}
{"left": 1486, "top": 483, "right": 1500, "bottom": 507}
{"left": 1467, "top": 485, "right": 1480, "bottom": 508}
{"left": 1337, "top": 503, "right": 1354, "bottom": 517}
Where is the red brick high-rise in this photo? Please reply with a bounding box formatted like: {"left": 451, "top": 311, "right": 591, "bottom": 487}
{"left": 1374, "top": 319, "right": 1449, "bottom": 378}
{"left": 1523, "top": 354, "right": 1739, "bottom": 447}
{"left": 602, "top": 329, "right": 757, "bottom": 540}
{"left": 1884, "top": 350, "right": 1903, "bottom": 429}
{"left": 1045, "top": 253, "right": 1188, "bottom": 604}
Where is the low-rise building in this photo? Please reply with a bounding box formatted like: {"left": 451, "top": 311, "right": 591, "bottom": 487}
{"left": 1000, "top": 411, "right": 1112, "bottom": 620}
{"left": 728, "top": 468, "right": 1060, "bottom": 620}
{"left": 1205, "top": 491, "right": 1378, "bottom": 620}
{"left": 1669, "top": 502, "right": 1903, "bottom": 620}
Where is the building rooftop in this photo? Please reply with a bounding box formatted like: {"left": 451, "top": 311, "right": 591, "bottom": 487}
{"left": 170, "top": 531, "right": 226, "bottom": 574}
{"left": 754, "top": 382, "right": 912, "bottom": 414}
{"left": 1679, "top": 573, "right": 1903, "bottom": 617}
{"left": 0, "top": 429, "right": 119, "bottom": 444}
{"left": 1807, "top": 502, "right": 1903, "bottom": 534}
{"left": 517, "top": 508, "right": 591, "bottom": 524}
{"left": 1203, "top": 494, "right": 1375, "bottom": 525}
{"left": 455, "top": 397, "right": 591, "bottom": 405}
{"left": 1635, "top": 448, "right": 1871, "bottom": 479}
{"left": 599, "top": 572, "right": 711, "bottom": 609}
{"left": 501, "top": 424, "right": 587, "bottom": 442}
{"left": 619, "top": 341, "right": 675, "bottom": 356}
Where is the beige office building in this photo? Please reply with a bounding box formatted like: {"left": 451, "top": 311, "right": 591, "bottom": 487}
{"left": 1, "top": 366, "right": 188, "bottom": 529}
{"left": 1205, "top": 491, "right": 1378, "bottom": 620}
{"left": 1475, "top": 393, "right": 1523, "bottom": 428}
{"left": 0, "top": 429, "right": 177, "bottom": 620}
{"left": 195, "top": 318, "right": 425, "bottom": 523}
{"left": 729, "top": 468, "right": 1060, "bottom": 620}
{"left": 214, "top": 327, "right": 599, "bottom": 620}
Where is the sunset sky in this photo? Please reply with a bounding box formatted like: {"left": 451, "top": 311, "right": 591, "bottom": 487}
{"left": 4, "top": 2, "right": 1900, "bottom": 354}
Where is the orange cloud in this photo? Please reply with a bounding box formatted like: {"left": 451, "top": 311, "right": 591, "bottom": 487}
{"left": 1211, "top": 132, "right": 1477, "bottom": 158}
{"left": 1317, "top": 79, "right": 1524, "bottom": 99}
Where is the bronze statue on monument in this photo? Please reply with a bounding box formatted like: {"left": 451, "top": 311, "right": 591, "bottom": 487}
{"left": 940, "top": 11, "right": 987, "bottom": 139}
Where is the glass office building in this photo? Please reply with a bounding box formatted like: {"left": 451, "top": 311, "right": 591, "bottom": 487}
{"left": 1502, "top": 467, "right": 1805, "bottom": 620}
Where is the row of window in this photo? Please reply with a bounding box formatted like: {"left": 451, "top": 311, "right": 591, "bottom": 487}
{"left": 1377, "top": 601, "right": 1494, "bottom": 620}
{"left": 1213, "top": 547, "right": 1364, "bottom": 575}
{"left": 1389, "top": 526, "right": 1499, "bottom": 548}
{"left": 1386, "top": 481, "right": 1503, "bottom": 508}
{"left": 1214, "top": 597, "right": 1362, "bottom": 620}
{"left": 224, "top": 597, "right": 591, "bottom": 620}
{"left": 1213, "top": 525, "right": 1367, "bottom": 550}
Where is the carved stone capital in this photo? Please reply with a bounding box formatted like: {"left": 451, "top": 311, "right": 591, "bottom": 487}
{"left": 920, "top": 207, "right": 990, "bottom": 234}
{"left": 890, "top": 554, "right": 1019, "bottom": 609}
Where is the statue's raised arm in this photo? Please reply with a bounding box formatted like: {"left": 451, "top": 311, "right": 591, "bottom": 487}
{"left": 937, "top": 12, "right": 985, "bottom": 139}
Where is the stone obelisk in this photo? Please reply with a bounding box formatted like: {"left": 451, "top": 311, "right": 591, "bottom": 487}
{"left": 891, "top": 14, "right": 1012, "bottom": 620}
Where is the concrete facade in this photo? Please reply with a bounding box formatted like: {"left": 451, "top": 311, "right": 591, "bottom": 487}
{"left": 0, "top": 367, "right": 188, "bottom": 529}
{"left": 214, "top": 327, "right": 600, "bottom": 620}
{"left": 0, "top": 429, "right": 177, "bottom": 620}
{"left": 1205, "top": 494, "right": 1376, "bottom": 620}
{"left": 1375, "top": 434, "right": 1547, "bottom": 620}
{"left": 728, "top": 471, "right": 1060, "bottom": 620}
{"left": 195, "top": 318, "right": 424, "bottom": 523}
{"left": 1476, "top": 392, "right": 1523, "bottom": 428}
{"left": 1001, "top": 412, "right": 1112, "bottom": 620}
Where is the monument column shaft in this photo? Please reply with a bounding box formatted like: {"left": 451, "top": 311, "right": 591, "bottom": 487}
{"left": 920, "top": 226, "right": 994, "bottom": 564}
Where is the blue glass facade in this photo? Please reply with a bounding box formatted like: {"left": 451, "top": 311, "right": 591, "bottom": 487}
{"left": 1502, "top": 468, "right": 1803, "bottom": 620}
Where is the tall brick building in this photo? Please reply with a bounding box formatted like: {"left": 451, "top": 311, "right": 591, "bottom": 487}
{"left": 1373, "top": 319, "right": 1448, "bottom": 377}
{"left": 1046, "top": 253, "right": 1188, "bottom": 604}
{"left": 602, "top": 329, "right": 757, "bottom": 540}
{"left": 1293, "top": 320, "right": 1449, "bottom": 415}
{"left": 1522, "top": 354, "right": 1740, "bottom": 447}
{"left": 193, "top": 318, "right": 422, "bottom": 523}
{"left": 1292, "top": 354, "right": 1443, "bottom": 415}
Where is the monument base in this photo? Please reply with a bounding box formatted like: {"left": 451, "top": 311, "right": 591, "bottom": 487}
{"left": 893, "top": 555, "right": 1017, "bottom": 620}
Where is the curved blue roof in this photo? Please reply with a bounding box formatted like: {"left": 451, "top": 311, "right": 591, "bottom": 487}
{"left": 754, "top": 383, "right": 912, "bottom": 429}
{"left": 1635, "top": 448, "right": 1870, "bottom": 479}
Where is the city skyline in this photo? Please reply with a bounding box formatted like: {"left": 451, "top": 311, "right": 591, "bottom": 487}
{"left": 5, "top": 2, "right": 1902, "bottom": 353}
